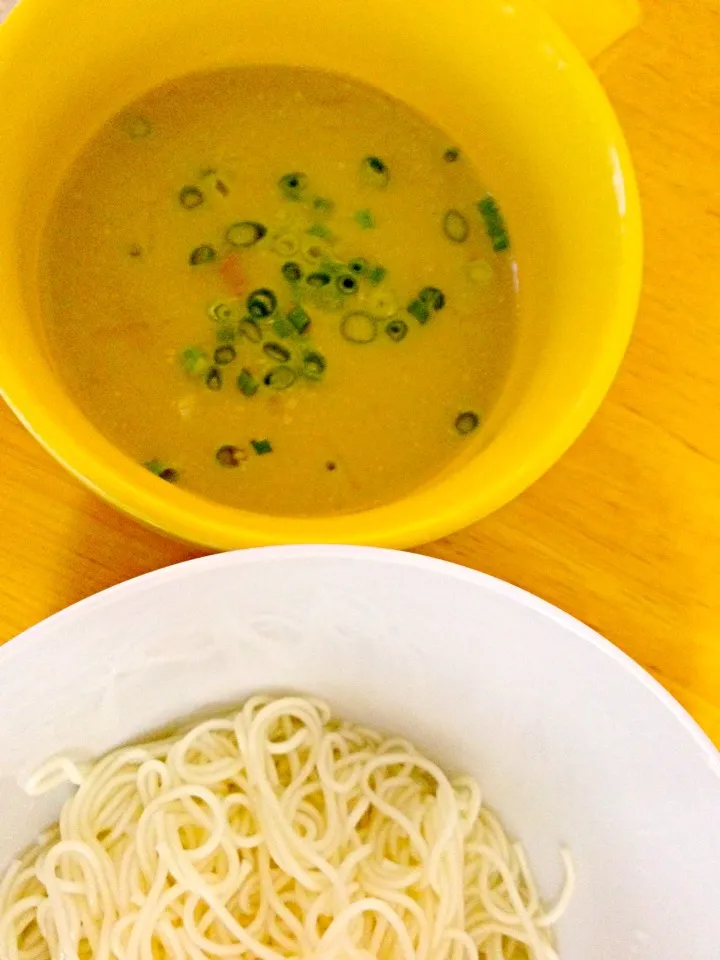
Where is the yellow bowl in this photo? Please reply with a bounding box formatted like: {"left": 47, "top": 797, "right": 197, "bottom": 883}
{"left": 0, "top": 0, "right": 641, "bottom": 550}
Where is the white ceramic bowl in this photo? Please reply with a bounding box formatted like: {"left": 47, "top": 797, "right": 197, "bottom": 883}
{"left": 1, "top": 547, "right": 719, "bottom": 958}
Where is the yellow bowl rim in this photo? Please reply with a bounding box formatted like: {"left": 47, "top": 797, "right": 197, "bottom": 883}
{"left": 0, "top": 0, "right": 643, "bottom": 550}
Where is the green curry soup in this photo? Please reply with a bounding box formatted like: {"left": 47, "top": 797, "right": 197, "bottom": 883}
{"left": 41, "top": 66, "right": 517, "bottom": 516}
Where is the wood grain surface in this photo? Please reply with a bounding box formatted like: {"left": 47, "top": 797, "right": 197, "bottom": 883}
{"left": 1, "top": 0, "right": 719, "bottom": 745}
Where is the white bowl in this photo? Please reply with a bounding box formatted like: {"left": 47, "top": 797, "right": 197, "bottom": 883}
{"left": 1, "top": 546, "right": 719, "bottom": 958}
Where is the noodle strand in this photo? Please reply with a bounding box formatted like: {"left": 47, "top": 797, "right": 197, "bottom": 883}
{"left": 0, "top": 697, "right": 572, "bottom": 960}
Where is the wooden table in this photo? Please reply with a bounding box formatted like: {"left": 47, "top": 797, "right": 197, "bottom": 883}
{"left": 1, "top": 1, "right": 718, "bottom": 745}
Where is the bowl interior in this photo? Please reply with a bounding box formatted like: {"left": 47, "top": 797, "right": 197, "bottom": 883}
{"left": 0, "top": 547, "right": 718, "bottom": 959}
{"left": 0, "top": 0, "right": 641, "bottom": 547}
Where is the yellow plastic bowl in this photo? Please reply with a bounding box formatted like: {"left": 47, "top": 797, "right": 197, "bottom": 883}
{"left": 0, "top": 0, "right": 641, "bottom": 550}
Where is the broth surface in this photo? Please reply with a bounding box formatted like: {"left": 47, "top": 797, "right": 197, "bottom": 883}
{"left": 41, "top": 66, "right": 517, "bottom": 516}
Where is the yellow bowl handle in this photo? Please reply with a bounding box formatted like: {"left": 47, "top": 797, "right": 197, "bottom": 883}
{"left": 535, "top": 0, "right": 641, "bottom": 60}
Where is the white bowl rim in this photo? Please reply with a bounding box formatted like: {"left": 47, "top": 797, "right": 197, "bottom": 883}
{"left": 3, "top": 544, "right": 718, "bottom": 775}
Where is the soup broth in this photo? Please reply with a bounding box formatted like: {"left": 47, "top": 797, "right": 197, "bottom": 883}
{"left": 41, "top": 66, "right": 517, "bottom": 516}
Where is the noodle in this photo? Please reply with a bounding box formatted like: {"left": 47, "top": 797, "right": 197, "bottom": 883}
{"left": 0, "top": 696, "right": 573, "bottom": 960}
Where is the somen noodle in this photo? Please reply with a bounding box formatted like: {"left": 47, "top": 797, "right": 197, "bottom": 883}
{"left": 0, "top": 696, "right": 573, "bottom": 960}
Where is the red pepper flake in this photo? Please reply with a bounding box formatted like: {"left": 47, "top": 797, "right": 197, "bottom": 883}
{"left": 219, "top": 253, "right": 245, "bottom": 297}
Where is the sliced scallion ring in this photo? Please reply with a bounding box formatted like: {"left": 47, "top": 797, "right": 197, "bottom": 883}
{"left": 348, "top": 258, "right": 368, "bottom": 276}
{"left": 247, "top": 288, "right": 277, "bottom": 318}
{"left": 209, "top": 301, "right": 240, "bottom": 324}
{"left": 216, "top": 445, "right": 246, "bottom": 467}
{"left": 336, "top": 274, "right": 359, "bottom": 295}
{"left": 302, "top": 351, "right": 326, "bottom": 380}
{"left": 282, "top": 261, "right": 303, "bottom": 283}
{"left": 205, "top": 366, "right": 223, "bottom": 390}
{"left": 419, "top": 286, "right": 446, "bottom": 311}
{"left": 226, "top": 221, "right": 267, "bottom": 247}
{"left": 213, "top": 345, "right": 237, "bottom": 365}
{"left": 237, "top": 368, "right": 259, "bottom": 396}
{"left": 385, "top": 319, "right": 408, "bottom": 342}
{"left": 264, "top": 366, "right": 296, "bottom": 390}
{"left": 263, "top": 342, "right": 291, "bottom": 363}
{"left": 189, "top": 245, "right": 217, "bottom": 266}
{"left": 179, "top": 186, "right": 204, "bottom": 209}
{"left": 455, "top": 411, "right": 479, "bottom": 435}
{"left": 443, "top": 209, "right": 469, "bottom": 244}
{"left": 279, "top": 172, "right": 308, "bottom": 201}
{"left": 238, "top": 317, "right": 264, "bottom": 342}
{"left": 340, "top": 311, "right": 377, "bottom": 344}
{"left": 306, "top": 271, "right": 331, "bottom": 288}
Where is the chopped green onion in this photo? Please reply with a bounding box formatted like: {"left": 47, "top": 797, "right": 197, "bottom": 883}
{"left": 313, "top": 196, "right": 335, "bottom": 215}
{"left": 251, "top": 439, "right": 273, "bottom": 455}
{"left": 478, "top": 196, "right": 497, "bottom": 217}
{"left": 443, "top": 147, "right": 461, "bottom": 162}
{"left": 226, "top": 221, "right": 267, "bottom": 247}
{"left": 407, "top": 299, "right": 430, "bottom": 324}
{"left": 237, "top": 368, "right": 259, "bottom": 396}
{"left": 263, "top": 342, "right": 291, "bottom": 363}
{"left": 216, "top": 326, "right": 236, "bottom": 344}
{"left": 124, "top": 116, "right": 152, "bottom": 139}
{"left": 288, "top": 306, "right": 312, "bottom": 335}
{"left": 205, "top": 366, "right": 223, "bottom": 390}
{"left": 419, "top": 286, "right": 446, "bottom": 311}
{"left": 336, "top": 274, "right": 359, "bottom": 295}
{"left": 144, "top": 460, "right": 178, "bottom": 483}
{"left": 214, "top": 345, "right": 237, "bottom": 365}
{"left": 354, "top": 209, "right": 376, "bottom": 229}
{"left": 179, "top": 186, "right": 204, "bottom": 209}
{"left": 340, "top": 311, "right": 377, "bottom": 344}
{"left": 199, "top": 168, "right": 230, "bottom": 197}
{"left": 264, "top": 365, "right": 296, "bottom": 390}
{"left": 301, "top": 240, "right": 326, "bottom": 265}
{"left": 247, "top": 288, "right": 277, "bottom": 318}
{"left": 279, "top": 172, "right": 308, "bottom": 202}
{"left": 443, "top": 209, "right": 469, "bottom": 243}
{"left": 455, "top": 411, "right": 479, "bottom": 435}
{"left": 302, "top": 351, "right": 327, "bottom": 380}
{"left": 308, "top": 223, "right": 331, "bottom": 239}
{"left": 209, "top": 301, "right": 241, "bottom": 324}
{"left": 272, "top": 315, "right": 295, "bottom": 338}
{"left": 273, "top": 233, "right": 300, "bottom": 257}
{"left": 478, "top": 195, "right": 510, "bottom": 251}
{"left": 367, "top": 265, "right": 386, "bottom": 285}
{"left": 282, "top": 261, "right": 303, "bottom": 283}
{"left": 189, "top": 245, "right": 217, "bottom": 266}
{"left": 216, "top": 445, "right": 246, "bottom": 467}
{"left": 181, "top": 346, "right": 209, "bottom": 376}
{"left": 408, "top": 287, "right": 444, "bottom": 325}
{"left": 306, "top": 271, "right": 331, "bottom": 288}
{"left": 348, "top": 258, "right": 368, "bottom": 276}
{"left": 361, "top": 156, "right": 390, "bottom": 188}
{"left": 385, "top": 319, "right": 409, "bottom": 342}
{"left": 238, "top": 317, "right": 264, "bottom": 342}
